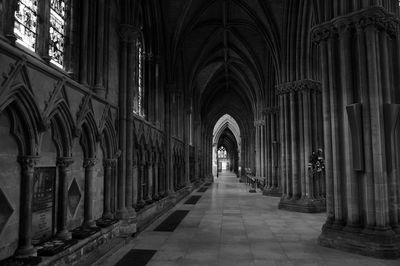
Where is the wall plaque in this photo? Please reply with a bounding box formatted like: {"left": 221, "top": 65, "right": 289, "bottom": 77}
{"left": 32, "top": 167, "right": 56, "bottom": 244}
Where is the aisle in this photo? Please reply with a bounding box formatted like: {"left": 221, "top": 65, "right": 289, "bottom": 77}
{"left": 98, "top": 172, "right": 398, "bottom": 266}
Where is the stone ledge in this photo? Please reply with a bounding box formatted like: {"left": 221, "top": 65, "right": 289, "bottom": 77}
{"left": 278, "top": 197, "right": 326, "bottom": 213}
{"left": 319, "top": 224, "right": 400, "bottom": 259}
{"left": 39, "top": 222, "right": 121, "bottom": 266}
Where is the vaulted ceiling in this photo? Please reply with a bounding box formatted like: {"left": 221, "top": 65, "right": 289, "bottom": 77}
{"left": 161, "top": 0, "right": 286, "bottom": 126}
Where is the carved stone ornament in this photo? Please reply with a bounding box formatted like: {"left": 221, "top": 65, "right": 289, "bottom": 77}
{"left": 18, "top": 156, "right": 40, "bottom": 170}
{"left": 311, "top": 6, "right": 399, "bottom": 43}
{"left": 83, "top": 158, "right": 98, "bottom": 168}
{"left": 276, "top": 80, "right": 321, "bottom": 95}
{"left": 56, "top": 157, "right": 74, "bottom": 168}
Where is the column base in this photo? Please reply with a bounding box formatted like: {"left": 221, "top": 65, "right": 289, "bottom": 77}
{"left": 15, "top": 245, "right": 37, "bottom": 258}
{"left": 116, "top": 207, "right": 129, "bottom": 220}
{"left": 263, "top": 186, "right": 282, "bottom": 197}
{"left": 278, "top": 196, "right": 326, "bottom": 213}
{"left": 319, "top": 223, "right": 400, "bottom": 259}
{"left": 119, "top": 217, "right": 137, "bottom": 237}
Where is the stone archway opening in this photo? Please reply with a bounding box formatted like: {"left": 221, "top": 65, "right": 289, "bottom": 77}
{"left": 212, "top": 114, "right": 241, "bottom": 178}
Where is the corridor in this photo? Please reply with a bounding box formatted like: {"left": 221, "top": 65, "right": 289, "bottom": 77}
{"left": 96, "top": 173, "right": 399, "bottom": 266}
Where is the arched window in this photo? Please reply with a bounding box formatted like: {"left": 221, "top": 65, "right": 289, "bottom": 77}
{"left": 14, "top": 0, "right": 68, "bottom": 68}
{"left": 218, "top": 146, "right": 227, "bottom": 159}
{"left": 49, "top": 0, "right": 67, "bottom": 67}
{"left": 134, "top": 38, "right": 145, "bottom": 118}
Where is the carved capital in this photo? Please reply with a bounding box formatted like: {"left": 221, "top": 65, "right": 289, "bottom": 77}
{"left": 312, "top": 6, "right": 399, "bottom": 43}
{"left": 83, "top": 158, "right": 98, "bottom": 168}
{"left": 276, "top": 79, "right": 321, "bottom": 96}
{"left": 57, "top": 157, "right": 74, "bottom": 168}
{"left": 18, "top": 156, "right": 40, "bottom": 170}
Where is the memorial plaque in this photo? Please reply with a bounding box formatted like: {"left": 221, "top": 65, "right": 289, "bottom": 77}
{"left": 32, "top": 167, "right": 56, "bottom": 244}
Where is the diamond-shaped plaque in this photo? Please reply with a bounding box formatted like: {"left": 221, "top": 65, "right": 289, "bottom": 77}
{"left": 68, "top": 179, "right": 81, "bottom": 216}
{"left": 0, "top": 188, "right": 14, "bottom": 235}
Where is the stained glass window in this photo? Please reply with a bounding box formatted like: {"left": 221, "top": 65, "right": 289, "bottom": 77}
{"left": 218, "top": 147, "right": 227, "bottom": 159}
{"left": 14, "top": 0, "right": 38, "bottom": 51}
{"left": 134, "top": 39, "right": 145, "bottom": 117}
{"left": 49, "top": 0, "right": 66, "bottom": 67}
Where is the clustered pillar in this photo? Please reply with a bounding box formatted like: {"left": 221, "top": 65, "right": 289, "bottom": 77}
{"left": 277, "top": 80, "right": 325, "bottom": 213}
{"left": 312, "top": 6, "right": 400, "bottom": 258}
{"left": 263, "top": 107, "right": 281, "bottom": 197}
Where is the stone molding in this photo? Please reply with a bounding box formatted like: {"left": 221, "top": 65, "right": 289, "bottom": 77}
{"left": 18, "top": 156, "right": 40, "bottom": 170}
{"left": 311, "top": 6, "right": 399, "bottom": 43}
{"left": 83, "top": 158, "right": 98, "bottom": 168}
{"left": 57, "top": 157, "right": 74, "bottom": 168}
{"left": 276, "top": 79, "right": 321, "bottom": 95}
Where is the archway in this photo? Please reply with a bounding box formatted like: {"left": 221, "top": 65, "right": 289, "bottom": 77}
{"left": 212, "top": 114, "right": 241, "bottom": 178}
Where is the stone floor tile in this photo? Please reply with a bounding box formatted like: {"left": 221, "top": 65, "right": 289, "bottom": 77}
{"left": 96, "top": 172, "right": 400, "bottom": 266}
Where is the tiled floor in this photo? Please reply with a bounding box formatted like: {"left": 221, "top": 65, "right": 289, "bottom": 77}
{"left": 98, "top": 172, "right": 400, "bottom": 266}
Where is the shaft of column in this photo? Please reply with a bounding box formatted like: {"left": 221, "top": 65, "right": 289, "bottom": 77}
{"left": 94, "top": 0, "right": 105, "bottom": 95}
{"left": 290, "top": 92, "right": 299, "bottom": 199}
{"left": 57, "top": 157, "right": 74, "bottom": 239}
{"left": 117, "top": 33, "right": 128, "bottom": 219}
{"left": 83, "top": 158, "right": 97, "bottom": 228}
{"left": 103, "top": 159, "right": 114, "bottom": 219}
{"left": 16, "top": 156, "right": 39, "bottom": 258}
{"left": 79, "top": 0, "right": 89, "bottom": 85}
{"left": 147, "top": 163, "right": 153, "bottom": 201}
{"left": 125, "top": 38, "right": 136, "bottom": 216}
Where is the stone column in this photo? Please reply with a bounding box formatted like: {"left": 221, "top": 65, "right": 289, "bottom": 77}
{"left": 125, "top": 30, "right": 137, "bottom": 217}
{"left": 94, "top": 0, "right": 105, "bottom": 96}
{"left": 153, "top": 157, "right": 159, "bottom": 200}
{"left": 102, "top": 159, "right": 114, "bottom": 219}
{"left": 132, "top": 153, "right": 138, "bottom": 207}
{"left": 263, "top": 107, "right": 281, "bottom": 197}
{"left": 277, "top": 80, "right": 325, "bottom": 212}
{"left": 3, "top": 0, "right": 17, "bottom": 41}
{"left": 37, "top": 0, "right": 50, "bottom": 61}
{"left": 147, "top": 160, "right": 153, "bottom": 202}
{"left": 79, "top": 0, "right": 89, "bottom": 85}
{"left": 83, "top": 158, "right": 97, "bottom": 228}
{"left": 138, "top": 162, "right": 145, "bottom": 206}
{"left": 312, "top": 6, "right": 400, "bottom": 258}
{"left": 16, "top": 156, "right": 39, "bottom": 257}
{"left": 56, "top": 157, "right": 74, "bottom": 239}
